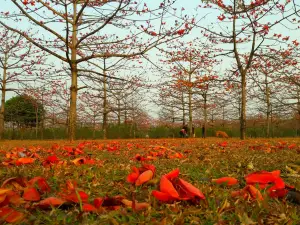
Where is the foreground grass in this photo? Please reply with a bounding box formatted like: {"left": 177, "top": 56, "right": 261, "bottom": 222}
{"left": 0, "top": 138, "right": 299, "bottom": 225}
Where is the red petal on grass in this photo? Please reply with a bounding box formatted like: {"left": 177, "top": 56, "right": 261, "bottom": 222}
{"left": 0, "top": 207, "right": 24, "bottom": 223}
{"left": 178, "top": 178, "right": 205, "bottom": 200}
{"left": 160, "top": 176, "right": 179, "bottom": 199}
{"left": 23, "top": 188, "right": 40, "bottom": 201}
{"left": 271, "top": 170, "right": 281, "bottom": 177}
{"left": 6, "top": 191, "right": 23, "bottom": 206}
{"left": 143, "top": 164, "right": 156, "bottom": 173}
{"left": 164, "top": 168, "right": 180, "bottom": 180}
{"left": 46, "top": 155, "right": 59, "bottom": 163}
{"left": 94, "top": 198, "right": 104, "bottom": 208}
{"left": 212, "top": 177, "right": 238, "bottom": 186}
{"left": 5, "top": 209, "right": 24, "bottom": 223}
{"left": 245, "top": 171, "right": 277, "bottom": 184}
{"left": 64, "top": 191, "right": 89, "bottom": 203}
{"left": 15, "top": 158, "right": 34, "bottom": 166}
{"left": 135, "top": 170, "right": 153, "bottom": 186}
{"left": 83, "top": 203, "right": 97, "bottom": 212}
{"left": 0, "top": 195, "right": 9, "bottom": 207}
{"left": 28, "top": 177, "right": 51, "bottom": 193}
{"left": 269, "top": 189, "right": 289, "bottom": 198}
{"left": 38, "top": 197, "right": 66, "bottom": 208}
{"left": 152, "top": 190, "right": 175, "bottom": 202}
{"left": 127, "top": 167, "right": 140, "bottom": 184}
{"left": 0, "top": 206, "right": 13, "bottom": 217}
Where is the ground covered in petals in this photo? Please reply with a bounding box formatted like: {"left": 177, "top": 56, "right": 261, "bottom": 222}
{"left": 0, "top": 138, "right": 299, "bottom": 225}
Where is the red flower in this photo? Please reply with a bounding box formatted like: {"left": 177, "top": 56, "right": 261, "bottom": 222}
{"left": 212, "top": 177, "right": 238, "bottom": 186}
{"left": 127, "top": 164, "right": 155, "bottom": 186}
{"left": 152, "top": 169, "right": 205, "bottom": 203}
{"left": 217, "top": 14, "right": 226, "bottom": 21}
{"left": 177, "top": 29, "right": 185, "bottom": 35}
{"left": 245, "top": 170, "right": 288, "bottom": 198}
{"left": 231, "top": 185, "right": 264, "bottom": 201}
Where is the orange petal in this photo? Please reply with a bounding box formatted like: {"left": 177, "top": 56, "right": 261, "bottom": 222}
{"left": 127, "top": 167, "right": 140, "bottom": 184}
{"left": 160, "top": 176, "right": 179, "bottom": 199}
{"left": 66, "top": 180, "right": 77, "bottom": 191}
{"left": 23, "top": 188, "right": 40, "bottom": 201}
{"left": 135, "top": 170, "right": 153, "bottom": 186}
{"left": 83, "top": 203, "right": 97, "bottom": 212}
{"left": 212, "top": 177, "right": 238, "bottom": 186}
{"left": 72, "top": 157, "right": 85, "bottom": 165}
{"left": 164, "top": 169, "right": 180, "bottom": 180}
{"left": 38, "top": 197, "right": 66, "bottom": 208}
{"left": 152, "top": 190, "right": 175, "bottom": 202}
{"left": 15, "top": 158, "right": 35, "bottom": 166}
{"left": 246, "top": 185, "right": 264, "bottom": 201}
{"left": 178, "top": 178, "right": 205, "bottom": 199}
{"left": 0, "top": 189, "right": 12, "bottom": 195}
{"left": 121, "top": 199, "right": 150, "bottom": 211}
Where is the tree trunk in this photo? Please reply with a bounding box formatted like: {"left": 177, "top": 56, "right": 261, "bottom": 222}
{"left": 204, "top": 94, "right": 207, "bottom": 138}
{"left": 35, "top": 105, "right": 38, "bottom": 139}
{"left": 181, "top": 91, "right": 186, "bottom": 126}
{"left": 68, "top": 2, "right": 78, "bottom": 141}
{"left": 0, "top": 53, "right": 8, "bottom": 140}
{"left": 93, "top": 114, "right": 96, "bottom": 139}
{"left": 240, "top": 71, "right": 246, "bottom": 140}
{"left": 222, "top": 105, "right": 225, "bottom": 127}
{"left": 102, "top": 60, "right": 108, "bottom": 139}
{"left": 266, "top": 79, "right": 271, "bottom": 138}
{"left": 188, "top": 72, "right": 193, "bottom": 137}
{"left": 117, "top": 99, "right": 121, "bottom": 126}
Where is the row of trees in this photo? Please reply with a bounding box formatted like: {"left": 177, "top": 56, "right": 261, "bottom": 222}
{"left": 0, "top": 0, "right": 299, "bottom": 140}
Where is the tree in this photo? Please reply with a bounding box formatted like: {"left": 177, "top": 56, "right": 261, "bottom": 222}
{"left": 5, "top": 94, "right": 44, "bottom": 129}
{"left": 0, "top": 28, "right": 44, "bottom": 139}
{"left": 1, "top": 0, "right": 190, "bottom": 140}
{"left": 158, "top": 39, "right": 217, "bottom": 136}
{"left": 201, "top": 0, "right": 299, "bottom": 139}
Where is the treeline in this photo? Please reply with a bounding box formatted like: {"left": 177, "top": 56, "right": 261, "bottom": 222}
{"left": 3, "top": 122, "right": 299, "bottom": 140}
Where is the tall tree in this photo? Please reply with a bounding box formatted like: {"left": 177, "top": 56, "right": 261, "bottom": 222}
{"left": 1, "top": 0, "right": 189, "bottom": 140}
{"left": 201, "top": 0, "right": 299, "bottom": 139}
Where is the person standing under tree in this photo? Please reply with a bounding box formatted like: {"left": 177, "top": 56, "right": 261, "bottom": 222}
{"left": 202, "top": 125, "right": 205, "bottom": 138}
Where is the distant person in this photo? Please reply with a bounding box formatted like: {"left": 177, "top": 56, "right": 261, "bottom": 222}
{"left": 202, "top": 125, "right": 205, "bottom": 138}
{"left": 192, "top": 126, "right": 195, "bottom": 138}
{"left": 183, "top": 124, "right": 189, "bottom": 137}
{"left": 179, "top": 128, "right": 186, "bottom": 138}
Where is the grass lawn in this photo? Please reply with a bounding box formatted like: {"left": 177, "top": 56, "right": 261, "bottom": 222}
{"left": 0, "top": 138, "right": 299, "bottom": 224}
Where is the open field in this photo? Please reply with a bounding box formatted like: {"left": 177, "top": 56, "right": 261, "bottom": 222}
{"left": 0, "top": 138, "right": 299, "bottom": 224}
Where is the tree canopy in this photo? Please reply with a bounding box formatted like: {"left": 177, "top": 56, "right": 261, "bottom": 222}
{"left": 5, "top": 95, "right": 44, "bottom": 127}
